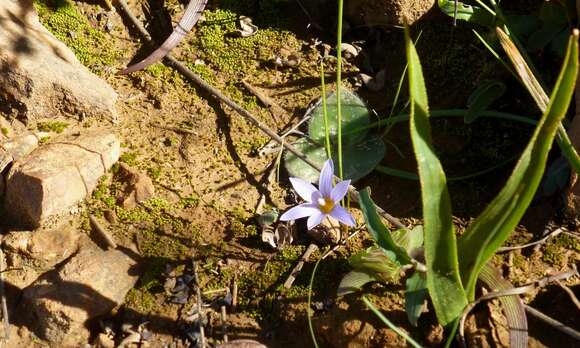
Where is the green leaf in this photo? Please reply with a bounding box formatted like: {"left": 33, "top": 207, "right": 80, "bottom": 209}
{"left": 359, "top": 189, "right": 411, "bottom": 265}
{"left": 349, "top": 246, "right": 402, "bottom": 281}
{"left": 308, "top": 89, "right": 371, "bottom": 146}
{"left": 405, "top": 27, "right": 467, "bottom": 326}
{"left": 437, "top": 0, "right": 495, "bottom": 27}
{"left": 337, "top": 270, "right": 378, "bottom": 296}
{"left": 405, "top": 272, "right": 428, "bottom": 327}
{"left": 392, "top": 225, "right": 424, "bottom": 257}
{"left": 466, "top": 80, "right": 506, "bottom": 124}
{"left": 458, "top": 32, "right": 579, "bottom": 300}
{"left": 284, "top": 137, "right": 385, "bottom": 183}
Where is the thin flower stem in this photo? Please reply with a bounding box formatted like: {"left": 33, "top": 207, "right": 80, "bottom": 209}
{"left": 320, "top": 61, "right": 332, "bottom": 159}
{"left": 336, "top": 0, "right": 344, "bottom": 180}
{"left": 308, "top": 255, "right": 324, "bottom": 348}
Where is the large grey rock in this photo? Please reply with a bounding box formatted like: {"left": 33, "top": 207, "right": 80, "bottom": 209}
{"left": 22, "top": 244, "right": 139, "bottom": 345}
{"left": 5, "top": 130, "right": 120, "bottom": 227}
{"left": 0, "top": 0, "right": 117, "bottom": 122}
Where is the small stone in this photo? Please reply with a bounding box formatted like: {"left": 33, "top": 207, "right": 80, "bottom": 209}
{"left": 4, "top": 130, "right": 120, "bottom": 227}
{"left": 22, "top": 243, "right": 139, "bottom": 345}
{"left": 95, "top": 333, "right": 115, "bottom": 348}
{"left": 103, "top": 209, "right": 118, "bottom": 224}
{"left": 115, "top": 163, "right": 155, "bottom": 209}
{"left": 216, "top": 339, "right": 268, "bottom": 348}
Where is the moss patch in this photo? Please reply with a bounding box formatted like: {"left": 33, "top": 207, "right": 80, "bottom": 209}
{"left": 37, "top": 121, "right": 68, "bottom": 133}
{"left": 34, "top": 0, "right": 122, "bottom": 75}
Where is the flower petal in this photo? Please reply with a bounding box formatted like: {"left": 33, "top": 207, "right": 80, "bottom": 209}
{"left": 280, "top": 203, "right": 319, "bottom": 221}
{"left": 329, "top": 205, "right": 355, "bottom": 226}
{"left": 289, "top": 177, "right": 319, "bottom": 202}
{"left": 319, "top": 159, "right": 334, "bottom": 197}
{"left": 330, "top": 179, "right": 350, "bottom": 203}
{"left": 307, "top": 211, "right": 326, "bottom": 230}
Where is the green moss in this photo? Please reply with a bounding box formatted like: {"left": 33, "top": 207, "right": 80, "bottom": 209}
{"left": 192, "top": 8, "right": 298, "bottom": 75}
{"left": 119, "top": 152, "right": 138, "bottom": 166}
{"left": 37, "top": 121, "right": 68, "bottom": 133}
{"left": 542, "top": 242, "right": 563, "bottom": 265}
{"left": 34, "top": 0, "right": 122, "bottom": 75}
{"left": 1, "top": 127, "right": 8, "bottom": 136}
{"left": 554, "top": 233, "right": 580, "bottom": 252}
{"left": 125, "top": 288, "right": 158, "bottom": 313}
{"left": 38, "top": 136, "right": 51, "bottom": 144}
{"left": 179, "top": 195, "right": 200, "bottom": 208}
{"left": 147, "top": 166, "right": 162, "bottom": 180}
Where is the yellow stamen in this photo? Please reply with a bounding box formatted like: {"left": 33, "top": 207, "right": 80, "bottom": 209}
{"left": 317, "top": 197, "right": 334, "bottom": 214}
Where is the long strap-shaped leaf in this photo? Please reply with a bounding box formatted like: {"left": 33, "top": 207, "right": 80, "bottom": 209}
{"left": 121, "top": 0, "right": 208, "bottom": 74}
{"left": 478, "top": 264, "right": 528, "bottom": 348}
{"left": 496, "top": 27, "right": 580, "bottom": 174}
{"left": 405, "top": 28, "right": 467, "bottom": 326}
{"left": 458, "top": 31, "right": 579, "bottom": 300}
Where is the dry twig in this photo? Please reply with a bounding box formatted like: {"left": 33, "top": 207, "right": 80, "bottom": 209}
{"left": 89, "top": 215, "right": 117, "bottom": 249}
{"left": 459, "top": 269, "right": 578, "bottom": 344}
{"left": 498, "top": 228, "right": 564, "bottom": 252}
{"left": 525, "top": 305, "right": 580, "bottom": 341}
{"left": 0, "top": 240, "right": 9, "bottom": 342}
{"left": 284, "top": 243, "right": 318, "bottom": 288}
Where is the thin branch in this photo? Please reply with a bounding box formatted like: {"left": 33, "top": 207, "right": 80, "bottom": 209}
{"left": 459, "top": 269, "right": 578, "bottom": 344}
{"left": 525, "top": 305, "right": 580, "bottom": 341}
{"left": 284, "top": 243, "right": 319, "bottom": 288}
{"left": 0, "top": 241, "right": 9, "bottom": 342}
{"left": 89, "top": 215, "right": 117, "bottom": 249}
{"left": 498, "top": 228, "right": 563, "bottom": 252}
{"left": 114, "top": 0, "right": 406, "bottom": 230}
{"left": 192, "top": 259, "right": 206, "bottom": 348}
{"left": 555, "top": 279, "right": 580, "bottom": 311}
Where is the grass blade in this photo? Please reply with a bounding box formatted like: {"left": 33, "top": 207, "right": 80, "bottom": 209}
{"left": 457, "top": 31, "right": 579, "bottom": 299}
{"left": 362, "top": 296, "right": 424, "bottom": 348}
{"left": 405, "top": 28, "right": 467, "bottom": 326}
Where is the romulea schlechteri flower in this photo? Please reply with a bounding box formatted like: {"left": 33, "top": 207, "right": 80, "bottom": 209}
{"left": 280, "top": 159, "right": 355, "bottom": 230}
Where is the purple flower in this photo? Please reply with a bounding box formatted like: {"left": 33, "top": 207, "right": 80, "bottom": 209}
{"left": 280, "top": 159, "right": 355, "bottom": 230}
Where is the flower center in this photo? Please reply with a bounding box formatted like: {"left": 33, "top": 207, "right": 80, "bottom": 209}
{"left": 317, "top": 197, "right": 334, "bottom": 214}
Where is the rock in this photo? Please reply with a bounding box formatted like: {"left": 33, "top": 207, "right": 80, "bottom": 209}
{"left": 2, "top": 133, "right": 40, "bottom": 160}
{"left": 0, "top": 148, "right": 12, "bottom": 172}
{"left": 0, "top": 173, "right": 4, "bottom": 198}
{"left": 0, "top": 0, "right": 117, "bottom": 122}
{"left": 95, "top": 333, "right": 115, "bottom": 348}
{"left": 2, "top": 224, "right": 80, "bottom": 289}
{"left": 345, "top": 0, "right": 434, "bottom": 27}
{"left": 5, "top": 130, "right": 120, "bottom": 227}
{"left": 22, "top": 244, "right": 139, "bottom": 345}
{"left": 3, "top": 224, "right": 80, "bottom": 268}
{"left": 216, "top": 340, "right": 268, "bottom": 348}
{"left": 115, "top": 163, "right": 155, "bottom": 209}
